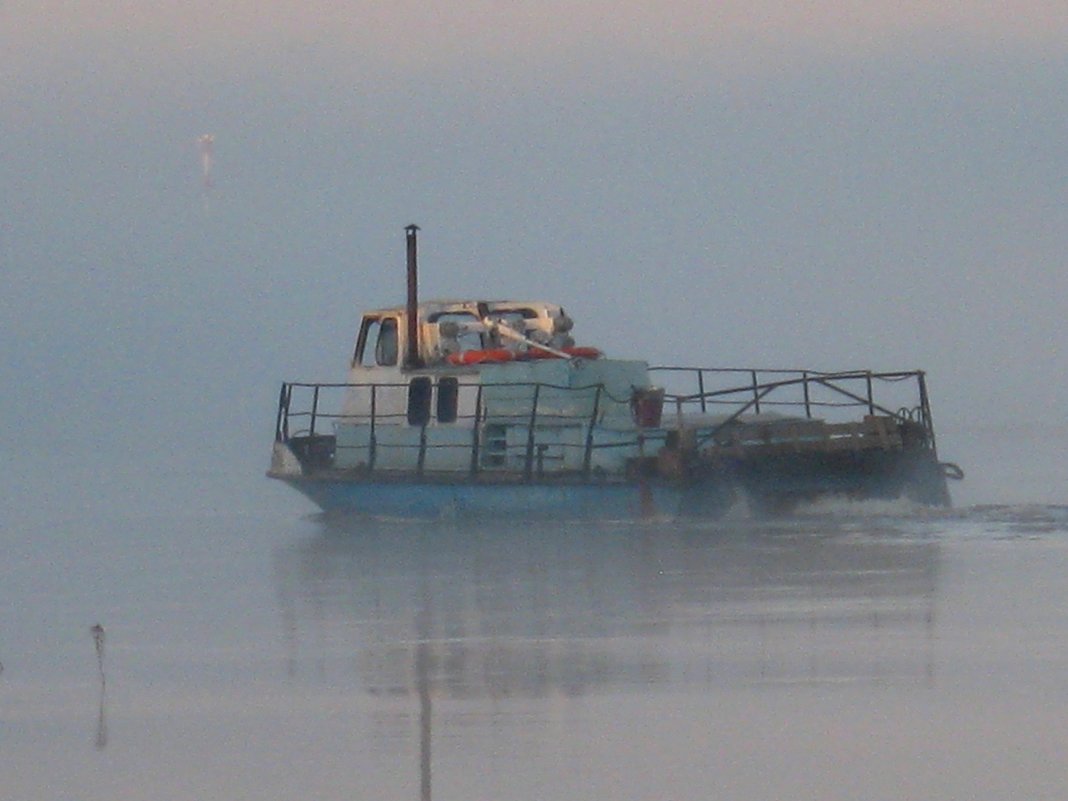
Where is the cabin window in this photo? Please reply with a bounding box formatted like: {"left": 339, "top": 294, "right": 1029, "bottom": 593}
{"left": 354, "top": 318, "right": 377, "bottom": 366}
{"left": 484, "top": 309, "right": 537, "bottom": 346}
{"left": 487, "top": 308, "right": 537, "bottom": 327}
{"left": 375, "top": 318, "right": 399, "bottom": 366}
{"left": 354, "top": 316, "right": 399, "bottom": 367}
{"left": 436, "top": 377, "right": 459, "bottom": 424}
{"left": 429, "top": 311, "right": 485, "bottom": 354}
{"left": 407, "top": 377, "right": 432, "bottom": 426}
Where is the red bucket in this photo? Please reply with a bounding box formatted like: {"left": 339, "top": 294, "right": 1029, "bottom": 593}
{"left": 631, "top": 387, "right": 665, "bottom": 428}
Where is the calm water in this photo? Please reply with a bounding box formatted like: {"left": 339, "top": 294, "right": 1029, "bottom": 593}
{"left": 2, "top": 426, "right": 1068, "bottom": 800}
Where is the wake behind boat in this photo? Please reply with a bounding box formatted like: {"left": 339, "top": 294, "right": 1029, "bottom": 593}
{"left": 269, "top": 226, "right": 962, "bottom": 518}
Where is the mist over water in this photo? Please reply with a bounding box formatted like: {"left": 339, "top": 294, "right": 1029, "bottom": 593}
{"left": 3, "top": 437, "right": 1068, "bottom": 800}
{"left": 5, "top": 3, "right": 1068, "bottom": 797}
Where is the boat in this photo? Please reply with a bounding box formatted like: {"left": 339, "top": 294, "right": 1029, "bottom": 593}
{"left": 269, "top": 225, "right": 962, "bottom": 518}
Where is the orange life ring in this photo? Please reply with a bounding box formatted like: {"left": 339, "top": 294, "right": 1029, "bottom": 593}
{"left": 445, "top": 348, "right": 516, "bottom": 366}
{"left": 566, "top": 346, "right": 602, "bottom": 360}
{"left": 527, "top": 346, "right": 603, "bottom": 360}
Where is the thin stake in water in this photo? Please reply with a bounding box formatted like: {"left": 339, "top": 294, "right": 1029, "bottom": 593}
{"left": 90, "top": 623, "right": 105, "bottom": 683}
{"left": 90, "top": 623, "right": 107, "bottom": 749}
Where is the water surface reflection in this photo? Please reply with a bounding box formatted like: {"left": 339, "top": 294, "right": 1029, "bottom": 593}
{"left": 274, "top": 516, "right": 942, "bottom": 698}
{"left": 270, "top": 516, "right": 951, "bottom": 799}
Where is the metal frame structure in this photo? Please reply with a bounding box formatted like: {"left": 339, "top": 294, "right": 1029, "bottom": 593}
{"left": 274, "top": 367, "right": 939, "bottom": 480}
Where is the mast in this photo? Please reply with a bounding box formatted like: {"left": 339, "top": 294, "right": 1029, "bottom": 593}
{"left": 405, "top": 224, "right": 423, "bottom": 368}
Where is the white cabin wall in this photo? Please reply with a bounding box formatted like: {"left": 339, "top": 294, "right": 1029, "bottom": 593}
{"left": 340, "top": 365, "right": 409, "bottom": 422}
{"left": 338, "top": 366, "right": 483, "bottom": 428}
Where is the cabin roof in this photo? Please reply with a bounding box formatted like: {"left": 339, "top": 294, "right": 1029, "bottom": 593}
{"left": 361, "top": 299, "right": 564, "bottom": 318}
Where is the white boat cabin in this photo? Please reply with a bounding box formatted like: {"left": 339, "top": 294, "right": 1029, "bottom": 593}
{"left": 334, "top": 299, "right": 654, "bottom": 474}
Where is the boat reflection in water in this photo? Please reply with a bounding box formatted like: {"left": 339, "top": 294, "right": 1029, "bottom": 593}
{"left": 273, "top": 513, "right": 941, "bottom": 798}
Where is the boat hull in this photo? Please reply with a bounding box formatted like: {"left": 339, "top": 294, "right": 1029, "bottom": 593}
{"left": 270, "top": 363, "right": 957, "bottom": 519}
{"left": 276, "top": 475, "right": 690, "bottom": 520}
{"left": 272, "top": 450, "right": 949, "bottom": 520}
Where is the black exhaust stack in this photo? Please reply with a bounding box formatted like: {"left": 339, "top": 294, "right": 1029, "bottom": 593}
{"left": 405, "top": 224, "right": 422, "bottom": 368}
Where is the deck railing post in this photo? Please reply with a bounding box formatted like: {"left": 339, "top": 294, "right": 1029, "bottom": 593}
{"left": 697, "top": 370, "right": 707, "bottom": 413}
{"left": 470, "top": 384, "right": 483, "bottom": 476}
{"left": 524, "top": 384, "right": 541, "bottom": 481}
{"left": 310, "top": 385, "right": 321, "bottom": 437}
{"left": 282, "top": 384, "right": 292, "bottom": 441}
{"left": 865, "top": 372, "right": 875, "bottom": 416}
{"left": 751, "top": 370, "right": 761, "bottom": 415}
{"left": 275, "top": 383, "right": 288, "bottom": 441}
{"left": 369, "top": 384, "right": 377, "bottom": 471}
{"left": 583, "top": 385, "right": 602, "bottom": 475}
{"left": 802, "top": 372, "right": 812, "bottom": 419}
{"left": 917, "top": 371, "right": 937, "bottom": 454}
{"left": 417, "top": 423, "right": 427, "bottom": 474}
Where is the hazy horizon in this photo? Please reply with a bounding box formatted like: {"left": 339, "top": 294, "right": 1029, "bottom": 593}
{"left": 5, "top": 10, "right": 1068, "bottom": 798}
{"left": 3, "top": 2, "right": 1066, "bottom": 503}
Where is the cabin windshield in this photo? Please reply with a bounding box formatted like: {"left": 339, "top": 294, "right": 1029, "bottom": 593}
{"left": 430, "top": 311, "right": 484, "bottom": 355}
{"left": 484, "top": 308, "right": 537, "bottom": 346}
{"left": 354, "top": 316, "right": 399, "bottom": 367}
{"left": 375, "top": 319, "right": 398, "bottom": 366}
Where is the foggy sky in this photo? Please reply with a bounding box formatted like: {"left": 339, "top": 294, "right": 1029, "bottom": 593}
{"left": 2, "top": 2, "right": 1067, "bottom": 499}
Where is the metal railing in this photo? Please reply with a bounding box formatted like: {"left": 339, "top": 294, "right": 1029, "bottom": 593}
{"left": 275, "top": 379, "right": 645, "bottom": 478}
{"left": 275, "top": 366, "right": 937, "bottom": 475}
{"left": 649, "top": 366, "right": 935, "bottom": 445}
